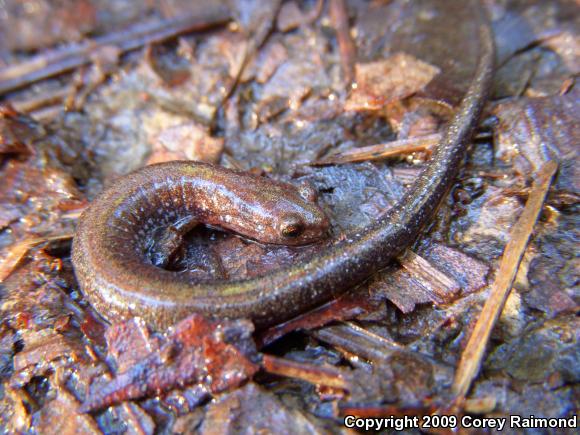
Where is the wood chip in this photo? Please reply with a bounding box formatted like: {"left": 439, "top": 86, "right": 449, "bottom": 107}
{"left": 398, "top": 250, "right": 461, "bottom": 303}
{"left": 277, "top": 1, "right": 304, "bottom": 32}
{"left": 262, "top": 354, "right": 348, "bottom": 390}
{"left": 345, "top": 54, "right": 440, "bottom": 111}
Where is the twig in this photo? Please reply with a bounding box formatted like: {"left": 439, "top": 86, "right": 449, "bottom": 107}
{"left": 305, "top": 0, "right": 325, "bottom": 24}
{"left": 329, "top": 0, "right": 357, "bottom": 85}
{"left": 312, "top": 322, "right": 407, "bottom": 363}
{"left": 262, "top": 354, "right": 348, "bottom": 390}
{"left": 452, "top": 160, "right": 558, "bottom": 400}
{"left": 213, "top": 0, "right": 282, "bottom": 119}
{"left": 9, "top": 87, "right": 72, "bottom": 113}
{"left": 0, "top": 10, "right": 231, "bottom": 95}
{"left": 311, "top": 133, "right": 440, "bottom": 165}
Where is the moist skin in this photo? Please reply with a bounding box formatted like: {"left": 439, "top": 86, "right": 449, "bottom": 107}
{"left": 72, "top": 19, "right": 495, "bottom": 330}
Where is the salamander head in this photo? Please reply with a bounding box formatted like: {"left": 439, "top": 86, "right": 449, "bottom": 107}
{"left": 259, "top": 189, "right": 330, "bottom": 245}
{"left": 223, "top": 178, "right": 330, "bottom": 246}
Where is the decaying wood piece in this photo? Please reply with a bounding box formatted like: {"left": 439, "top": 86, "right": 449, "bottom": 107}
{"left": 0, "top": 234, "right": 73, "bottom": 283}
{"left": 262, "top": 354, "right": 348, "bottom": 390}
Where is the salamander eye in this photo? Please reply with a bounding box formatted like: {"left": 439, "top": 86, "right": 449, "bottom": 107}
{"left": 281, "top": 216, "right": 304, "bottom": 238}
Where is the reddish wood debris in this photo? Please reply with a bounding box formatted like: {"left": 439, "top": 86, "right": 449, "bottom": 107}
{"left": 80, "top": 313, "right": 259, "bottom": 413}
{"left": 257, "top": 291, "right": 370, "bottom": 347}
{"left": 12, "top": 329, "right": 84, "bottom": 383}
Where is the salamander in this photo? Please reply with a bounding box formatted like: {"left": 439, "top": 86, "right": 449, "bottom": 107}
{"left": 72, "top": 17, "right": 495, "bottom": 330}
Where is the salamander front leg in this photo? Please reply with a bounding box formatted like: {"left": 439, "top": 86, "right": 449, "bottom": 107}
{"left": 145, "top": 216, "right": 198, "bottom": 268}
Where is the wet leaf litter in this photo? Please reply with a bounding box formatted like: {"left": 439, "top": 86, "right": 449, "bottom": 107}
{"left": 1, "top": 0, "right": 578, "bottom": 433}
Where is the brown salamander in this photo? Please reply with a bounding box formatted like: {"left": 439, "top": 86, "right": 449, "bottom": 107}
{"left": 72, "top": 18, "right": 495, "bottom": 330}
